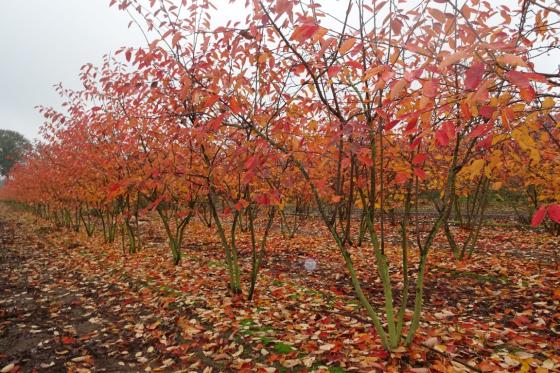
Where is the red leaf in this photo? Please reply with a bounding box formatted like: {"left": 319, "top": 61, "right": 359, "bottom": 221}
{"left": 207, "top": 114, "right": 225, "bottom": 131}
{"left": 465, "top": 62, "right": 485, "bottom": 90}
{"left": 548, "top": 205, "right": 560, "bottom": 224}
{"left": 511, "top": 315, "right": 531, "bottom": 327}
{"left": 442, "top": 121, "right": 455, "bottom": 138}
{"left": 234, "top": 199, "right": 250, "bottom": 211}
{"left": 505, "top": 70, "right": 531, "bottom": 89}
{"left": 476, "top": 134, "right": 493, "bottom": 150}
{"left": 327, "top": 65, "right": 342, "bottom": 78}
{"left": 428, "top": 7, "right": 447, "bottom": 23}
{"left": 346, "top": 60, "right": 363, "bottom": 69}
{"left": 395, "top": 171, "right": 409, "bottom": 184}
{"left": 409, "top": 136, "right": 422, "bottom": 150}
{"left": 524, "top": 72, "right": 547, "bottom": 83}
{"left": 245, "top": 155, "right": 258, "bottom": 170}
{"left": 357, "top": 148, "right": 373, "bottom": 166}
{"left": 384, "top": 119, "right": 399, "bottom": 131}
{"left": 439, "top": 50, "right": 467, "bottom": 69}
{"left": 203, "top": 94, "right": 220, "bottom": 109}
{"left": 391, "top": 19, "right": 403, "bottom": 35}
{"left": 412, "top": 153, "right": 427, "bottom": 165}
{"left": 531, "top": 206, "right": 547, "bottom": 227}
{"left": 435, "top": 129, "right": 450, "bottom": 147}
{"left": 480, "top": 106, "right": 496, "bottom": 119}
{"left": 293, "top": 63, "right": 306, "bottom": 74}
{"left": 405, "top": 117, "right": 418, "bottom": 132}
{"left": 275, "top": 0, "right": 293, "bottom": 15}
{"left": 468, "top": 123, "right": 493, "bottom": 139}
{"left": 255, "top": 193, "right": 271, "bottom": 205}
{"left": 109, "top": 183, "right": 120, "bottom": 192}
{"left": 61, "top": 336, "right": 76, "bottom": 345}
{"left": 413, "top": 167, "right": 427, "bottom": 180}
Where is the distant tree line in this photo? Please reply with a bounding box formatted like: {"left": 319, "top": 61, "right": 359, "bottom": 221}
{"left": 0, "top": 129, "right": 30, "bottom": 178}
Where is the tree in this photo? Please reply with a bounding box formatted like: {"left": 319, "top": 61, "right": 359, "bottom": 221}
{"left": 0, "top": 129, "right": 30, "bottom": 177}
{"left": 1, "top": 0, "right": 558, "bottom": 353}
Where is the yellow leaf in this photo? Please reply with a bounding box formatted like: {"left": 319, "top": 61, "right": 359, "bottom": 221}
{"left": 512, "top": 126, "right": 535, "bottom": 151}
{"left": 542, "top": 97, "right": 555, "bottom": 110}
{"left": 462, "top": 159, "right": 485, "bottom": 179}
{"left": 529, "top": 148, "right": 540, "bottom": 164}
{"left": 434, "top": 344, "right": 447, "bottom": 352}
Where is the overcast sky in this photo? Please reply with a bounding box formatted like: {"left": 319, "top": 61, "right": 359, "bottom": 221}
{"left": 0, "top": 1, "right": 557, "bottom": 143}
{"left": 0, "top": 1, "right": 147, "bottom": 141}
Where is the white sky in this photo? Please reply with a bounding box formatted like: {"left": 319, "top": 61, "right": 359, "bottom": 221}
{"left": 0, "top": 1, "right": 557, "bottom": 142}
{"left": 0, "top": 0, "right": 146, "bottom": 141}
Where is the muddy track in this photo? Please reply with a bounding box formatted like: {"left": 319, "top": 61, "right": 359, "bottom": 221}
{"left": 0, "top": 215, "right": 177, "bottom": 372}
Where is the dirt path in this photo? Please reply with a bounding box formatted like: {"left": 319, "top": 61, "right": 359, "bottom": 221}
{"left": 0, "top": 214, "right": 176, "bottom": 372}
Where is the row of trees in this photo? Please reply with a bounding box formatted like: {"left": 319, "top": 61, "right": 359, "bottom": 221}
{"left": 2, "top": 0, "right": 559, "bottom": 350}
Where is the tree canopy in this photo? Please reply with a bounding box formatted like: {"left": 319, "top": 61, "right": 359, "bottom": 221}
{"left": 0, "top": 129, "right": 30, "bottom": 177}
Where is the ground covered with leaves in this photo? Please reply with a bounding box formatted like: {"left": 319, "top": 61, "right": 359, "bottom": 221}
{"left": 0, "top": 204, "right": 559, "bottom": 372}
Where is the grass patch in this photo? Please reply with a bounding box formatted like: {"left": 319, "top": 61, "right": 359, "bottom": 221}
{"left": 436, "top": 267, "right": 509, "bottom": 284}
{"left": 273, "top": 342, "right": 294, "bottom": 354}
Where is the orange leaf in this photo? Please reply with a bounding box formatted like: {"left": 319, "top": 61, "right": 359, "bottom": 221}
{"left": 229, "top": 97, "right": 242, "bottom": 114}
{"left": 395, "top": 171, "right": 409, "bottom": 184}
{"left": 497, "top": 54, "right": 528, "bottom": 67}
{"left": 519, "top": 86, "right": 535, "bottom": 102}
{"left": 338, "top": 37, "right": 356, "bottom": 55}
{"left": 203, "top": 94, "right": 220, "bottom": 109}
{"left": 439, "top": 50, "right": 467, "bottom": 69}
{"left": 291, "top": 24, "right": 320, "bottom": 43}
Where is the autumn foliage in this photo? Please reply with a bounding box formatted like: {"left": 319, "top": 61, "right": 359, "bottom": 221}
{"left": 1, "top": 0, "right": 560, "bottom": 353}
